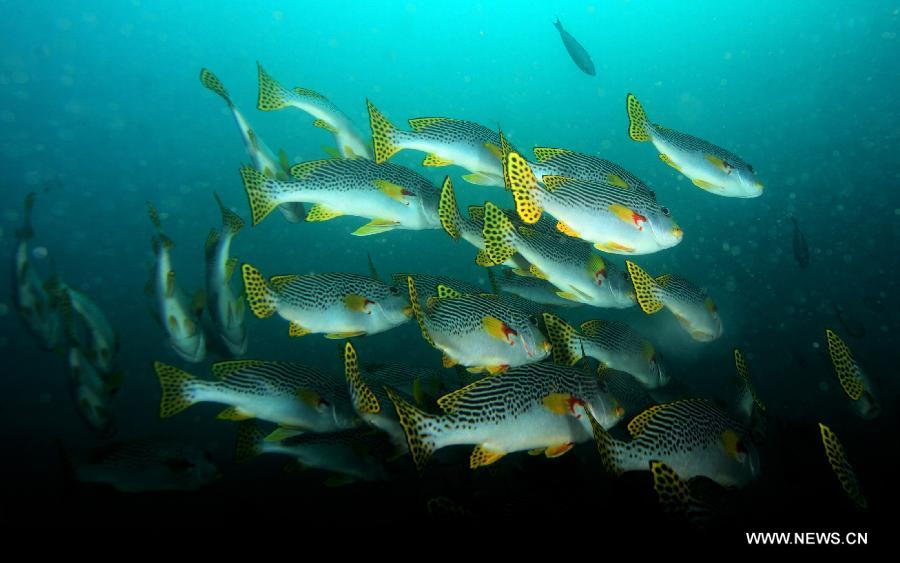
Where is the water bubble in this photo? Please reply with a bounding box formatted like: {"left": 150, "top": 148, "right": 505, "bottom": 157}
{"left": 0, "top": 303, "right": 7, "bottom": 316}
{"left": 818, "top": 381, "right": 829, "bottom": 392}
{"left": 33, "top": 246, "right": 48, "bottom": 259}
{"left": 722, "top": 242, "right": 730, "bottom": 251}
{"left": 812, "top": 341, "right": 820, "bottom": 349}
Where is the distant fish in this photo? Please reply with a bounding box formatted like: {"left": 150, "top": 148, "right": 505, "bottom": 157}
{"left": 205, "top": 194, "right": 247, "bottom": 356}
{"left": 832, "top": 302, "right": 865, "bottom": 339}
{"left": 824, "top": 329, "right": 880, "bottom": 420}
{"left": 626, "top": 93, "right": 764, "bottom": 198}
{"left": 67, "top": 346, "right": 117, "bottom": 437}
{"left": 553, "top": 18, "right": 595, "bottom": 76}
{"left": 46, "top": 280, "right": 119, "bottom": 374}
{"left": 790, "top": 216, "right": 809, "bottom": 269}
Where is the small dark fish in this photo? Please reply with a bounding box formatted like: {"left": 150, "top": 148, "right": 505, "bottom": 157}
{"left": 553, "top": 18, "right": 595, "bottom": 76}
{"left": 789, "top": 216, "right": 809, "bottom": 269}
{"left": 833, "top": 302, "right": 866, "bottom": 339}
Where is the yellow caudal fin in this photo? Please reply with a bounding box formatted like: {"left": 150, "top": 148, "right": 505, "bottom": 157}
{"left": 542, "top": 313, "right": 583, "bottom": 366}
{"left": 824, "top": 329, "right": 865, "bottom": 401}
{"left": 234, "top": 420, "right": 267, "bottom": 464}
{"left": 438, "top": 176, "right": 462, "bottom": 240}
{"left": 153, "top": 361, "right": 198, "bottom": 418}
{"left": 626, "top": 93, "right": 651, "bottom": 142}
{"left": 482, "top": 202, "right": 518, "bottom": 265}
{"left": 650, "top": 460, "right": 692, "bottom": 516}
{"left": 406, "top": 276, "right": 434, "bottom": 347}
{"left": 585, "top": 407, "right": 623, "bottom": 476}
{"left": 256, "top": 62, "right": 294, "bottom": 111}
{"left": 625, "top": 260, "right": 664, "bottom": 315}
{"left": 734, "top": 348, "right": 766, "bottom": 415}
{"left": 199, "top": 68, "right": 232, "bottom": 106}
{"left": 367, "top": 99, "right": 402, "bottom": 164}
{"left": 214, "top": 192, "right": 245, "bottom": 236}
{"left": 818, "top": 422, "right": 867, "bottom": 509}
{"left": 241, "top": 263, "right": 277, "bottom": 318}
{"left": 343, "top": 342, "right": 380, "bottom": 415}
{"left": 499, "top": 131, "right": 542, "bottom": 224}
{"left": 385, "top": 386, "right": 438, "bottom": 471}
{"left": 239, "top": 165, "right": 279, "bottom": 226}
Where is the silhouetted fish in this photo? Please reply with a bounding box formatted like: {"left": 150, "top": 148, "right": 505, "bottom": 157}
{"left": 553, "top": 18, "right": 595, "bottom": 76}
{"left": 832, "top": 302, "right": 866, "bottom": 339}
{"left": 790, "top": 216, "right": 809, "bottom": 269}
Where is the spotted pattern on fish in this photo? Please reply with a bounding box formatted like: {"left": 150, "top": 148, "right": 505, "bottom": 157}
{"left": 423, "top": 294, "right": 537, "bottom": 342}
{"left": 405, "top": 118, "right": 502, "bottom": 149}
{"left": 286, "top": 158, "right": 438, "bottom": 202}
{"left": 210, "top": 360, "right": 351, "bottom": 410}
{"left": 651, "top": 125, "right": 752, "bottom": 170}
{"left": 539, "top": 176, "right": 664, "bottom": 219}
{"left": 530, "top": 148, "right": 653, "bottom": 193}
{"left": 273, "top": 272, "right": 401, "bottom": 311}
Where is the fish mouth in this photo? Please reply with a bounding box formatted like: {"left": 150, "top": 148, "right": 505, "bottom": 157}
{"left": 671, "top": 225, "right": 684, "bottom": 241}
{"left": 402, "top": 306, "right": 413, "bottom": 317}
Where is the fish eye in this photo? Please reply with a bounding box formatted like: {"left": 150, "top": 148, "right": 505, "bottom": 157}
{"left": 528, "top": 315, "right": 538, "bottom": 326}
{"left": 748, "top": 165, "right": 755, "bottom": 174}
{"left": 389, "top": 286, "right": 400, "bottom": 295}
{"left": 661, "top": 206, "right": 670, "bottom": 217}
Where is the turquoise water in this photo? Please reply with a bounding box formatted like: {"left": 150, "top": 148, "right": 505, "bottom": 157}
{"left": 1, "top": 1, "right": 896, "bottom": 533}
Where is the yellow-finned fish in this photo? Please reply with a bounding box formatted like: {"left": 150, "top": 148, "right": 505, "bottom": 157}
{"left": 817, "top": 422, "right": 867, "bottom": 509}
{"left": 487, "top": 268, "right": 583, "bottom": 309}
{"left": 501, "top": 133, "right": 683, "bottom": 255}
{"left": 528, "top": 146, "right": 651, "bottom": 192}
{"left": 625, "top": 260, "right": 723, "bottom": 342}
{"left": 46, "top": 278, "right": 119, "bottom": 375}
{"left": 367, "top": 100, "right": 511, "bottom": 187}
{"left": 241, "top": 263, "right": 411, "bottom": 339}
{"left": 626, "top": 93, "right": 764, "bottom": 198}
{"left": 386, "top": 362, "right": 625, "bottom": 471}
{"left": 256, "top": 62, "right": 372, "bottom": 160}
{"left": 67, "top": 346, "right": 116, "bottom": 437}
{"left": 205, "top": 194, "right": 247, "bottom": 356}
{"left": 824, "top": 329, "right": 880, "bottom": 420}
{"left": 147, "top": 203, "right": 206, "bottom": 363}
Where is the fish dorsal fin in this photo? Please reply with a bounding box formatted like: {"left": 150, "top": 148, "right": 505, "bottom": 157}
{"left": 225, "top": 257, "right": 239, "bottom": 283}
{"left": 269, "top": 274, "right": 299, "bottom": 291}
{"left": 436, "top": 284, "right": 463, "bottom": 299}
{"left": 532, "top": 147, "right": 568, "bottom": 162}
{"left": 423, "top": 153, "right": 453, "bottom": 167}
{"left": 825, "top": 329, "right": 865, "bottom": 401}
{"left": 734, "top": 348, "right": 766, "bottom": 413}
{"left": 467, "top": 205, "right": 485, "bottom": 223}
{"left": 579, "top": 320, "right": 605, "bottom": 337}
{"left": 205, "top": 229, "right": 219, "bottom": 256}
{"left": 627, "top": 402, "right": 683, "bottom": 438}
{"left": 313, "top": 119, "right": 337, "bottom": 133}
{"left": 292, "top": 86, "right": 327, "bottom": 100}
{"left": 408, "top": 117, "right": 451, "bottom": 131}
{"left": 541, "top": 175, "right": 573, "bottom": 192}
{"left": 289, "top": 160, "right": 329, "bottom": 180}
{"left": 212, "top": 360, "right": 268, "bottom": 379}
{"left": 437, "top": 374, "right": 497, "bottom": 413}
{"left": 654, "top": 274, "right": 672, "bottom": 287}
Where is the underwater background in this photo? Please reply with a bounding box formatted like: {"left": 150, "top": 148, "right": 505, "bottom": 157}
{"left": 0, "top": 0, "right": 897, "bottom": 535}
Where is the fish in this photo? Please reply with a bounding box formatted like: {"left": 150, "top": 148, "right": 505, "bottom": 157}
{"left": 67, "top": 346, "right": 116, "bottom": 437}
{"left": 239, "top": 158, "right": 441, "bottom": 236}
{"left": 500, "top": 133, "right": 683, "bottom": 255}
{"left": 586, "top": 398, "right": 761, "bottom": 488}
{"left": 599, "top": 369, "right": 657, "bottom": 420}
{"left": 789, "top": 216, "right": 809, "bottom": 269}
{"left": 199, "top": 68, "right": 306, "bottom": 223}
{"left": 487, "top": 267, "right": 582, "bottom": 308}
{"left": 12, "top": 193, "right": 62, "bottom": 350}
{"left": 553, "top": 18, "right": 595, "bottom": 76}
{"left": 153, "top": 359, "right": 356, "bottom": 431}
{"left": 626, "top": 93, "right": 764, "bottom": 198}
{"left": 817, "top": 422, "right": 867, "bottom": 509}
{"left": 256, "top": 62, "right": 372, "bottom": 160}
{"left": 235, "top": 421, "right": 391, "bottom": 484}
{"left": 832, "top": 302, "right": 866, "bottom": 339}
{"left": 626, "top": 260, "right": 723, "bottom": 342}
{"left": 386, "top": 361, "right": 624, "bottom": 471}
{"left": 72, "top": 439, "right": 219, "bottom": 493}
{"left": 733, "top": 348, "right": 766, "bottom": 420}
{"left": 241, "top": 263, "right": 411, "bottom": 339}
{"left": 406, "top": 276, "right": 551, "bottom": 373}
{"left": 482, "top": 201, "right": 636, "bottom": 309}
{"left": 205, "top": 194, "right": 248, "bottom": 356}
{"left": 391, "top": 271, "right": 547, "bottom": 318}
{"left": 527, "top": 147, "right": 650, "bottom": 191}
{"left": 367, "top": 100, "right": 510, "bottom": 187}
{"left": 543, "top": 315, "right": 668, "bottom": 389}
{"left": 147, "top": 203, "right": 206, "bottom": 363}
{"left": 824, "top": 329, "right": 880, "bottom": 420}
{"left": 45, "top": 276, "right": 119, "bottom": 374}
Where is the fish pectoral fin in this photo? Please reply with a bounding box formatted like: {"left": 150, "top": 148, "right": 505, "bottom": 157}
{"left": 483, "top": 142, "right": 502, "bottom": 160}
{"left": 691, "top": 178, "right": 723, "bottom": 191}
{"left": 528, "top": 265, "right": 548, "bottom": 280}
{"left": 216, "top": 406, "right": 254, "bottom": 421}
{"left": 482, "top": 316, "right": 515, "bottom": 344}
{"left": 486, "top": 364, "right": 509, "bottom": 375}
{"left": 306, "top": 204, "right": 344, "bottom": 222}
{"left": 470, "top": 445, "right": 505, "bottom": 469}
{"left": 609, "top": 204, "right": 647, "bottom": 230}
{"left": 528, "top": 448, "right": 545, "bottom": 456}
{"left": 344, "top": 294, "right": 374, "bottom": 313}
{"left": 373, "top": 179, "right": 414, "bottom": 204}
{"left": 325, "top": 331, "right": 367, "bottom": 339}
{"left": 462, "top": 172, "right": 499, "bottom": 186}
{"left": 288, "top": 322, "right": 310, "bottom": 337}
{"left": 545, "top": 443, "right": 574, "bottom": 458}
{"left": 265, "top": 426, "right": 306, "bottom": 442}
{"left": 658, "top": 153, "right": 682, "bottom": 171}
{"left": 542, "top": 393, "right": 576, "bottom": 415}
{"left": 296, "top": 388, "right": 324, "bottom": 408}
{"left": 422, "top": 153, "right": 453, "bottom": 167}
{"left": 555, "top": 291, "right": 582, "bottom": 302}
{"left": 352, "top": 218, "right": 400, "bottom": 236}
{"left": 313, "top": 119, "right": 337, "bottom": 133}
{"left": 594, "top": 241, "right": 635, "bottom": 253}
{"left": 607, "top": 173, "right": 629, "bottom": 189}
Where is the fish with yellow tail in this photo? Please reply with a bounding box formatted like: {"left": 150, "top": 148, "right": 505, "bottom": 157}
{"left": 585, "top": 398, "right": 761, "bottom": 488}
{"left": 817, "top": 422, "right": 867, "bottom": 509}
{"left": 488, "top": 267, "right": 582, "bottom": 309}
{"left": 386, "top": 362, "right": 625, "bottom": 471}
{"left": 824, "top": 329, "right": 880, "bottom": 420}
{"left": 391, "top": 271, "right": 546, "bottom": 318}
{"left": 625, "top": 260, "right": 722, "bottom": 342}
{"left": 147, "top": 203, "right": 206, "bottom": 363}
{"left": 500, "top": 132, "right": 683, "bottom": 255}
{"left": 626, "top": 93, "right": 764, "bottom": 198}
{"left": 256, "top": 62, "right": 372, "bottom": 160}
{"left": 205, "top": 193, "right": 247, "bottom": 356}
{"left": 241, "top": 263, "right": 411, "bottom": 339}
{"left": 239, "top": 158, "right": 440, "bottom": 236}
{"left": 528, "top": 146, "right": 652, "bottom": 192}
{"left": 45, "top": 277, "right": 119, "bottom": 374}
{"left": 367, "top": 100, "right": 511, "bottom": 187}
{"left": 406, "top": 276, "right": 550, "bottom": 374}
{"left": 199, "top": 67, "right": 305, "bottom": 223}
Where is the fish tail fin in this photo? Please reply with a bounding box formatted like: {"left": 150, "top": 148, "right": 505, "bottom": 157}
{"left": 406, "top": 276, "right": 434, "bottom": 347}
{"left": 499, "top": 131, "right": 542, "bottom": 224}
{"left": 213, "top": 192, "right": 245, "bottom": 235}
{"left": 585, "top": 407, "right": 623, "bottom": 476}
{"left": 438, "top": 176, "right": 463, "bottom": 240}
{"left": 344, "top": 342, "right": 381, "bottom": 415}
{"left": 542, "top": 313, "right": 583, "bottom": 366}
{"left": 366, "top": 99, "right": 402, "bottom": 163}
{"left": 241, "top": 263, "right": 277, "bottom": 318}
{"left": 824, "top": 329, "right": 865, "bottom": 401}
{"left": 818, "top": 422, "right": 867, "bottom": 509}
{"left": 385, "top": 386, "right": 439, "bottom": 471}
{"left": 626, "top": 93, "right": 652, "bottom": 142}
{"left": 153, "top": 361, "right": 200, "bottom": 418}
{"left": 482, "top": 201, "right": 518, "bottom": 265}
{"left": 199, "top": 68, "right": 232, "bottom": 106}
{"left": 146, "top": 201, "right": 161, "bottom": 231}
{"left": 650, "top": 460, "right": 716, "bottom": 527}
{"left": 625, "top": 260, "right": 664, "bottom": 314}
{"left": 256, "top": 62, "right": 294, "bottom": 111}
{"left": 16, "top": 193, "right": 35, "bottom": 240}
{"left": 234, "top": 420, "right": 267, "bottom": 464}
{"left": 239, "top": 165, "right": 279, "bottom": 226}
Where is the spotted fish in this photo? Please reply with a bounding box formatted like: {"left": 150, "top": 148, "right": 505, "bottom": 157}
{"left": 153, "top": 359, "right": 356, "bottom": 431}
{"left": 239, "top": 158, "right": 441, "bottom": 236}
{"left": 586, "top": 398, "right": 761, "bottom": 488}
{"left": 501, "top": 133, "right": 683, "bottom": 255}
{"left": 528, "top": 147, "right": 651, "bottom": 192}
{"left": 67, "top": 346, "right": 116, "bottom": 437}
{"left": 256, "top": 62, "right": 372, "bottom": 160}
{"left": 241, "top": 263, "right": 411, "bottom": 339}
{"left": 626, "top": 260, "right": 723, "bottom": 342}
{"left": 387, "top": 362, "right": 624, "bottom": 471}
{"left": 392, "top": 271, "right": 546, "bottom": 318}
{"left": 406, "top": 276, "right": 550, "bottom": 373}
{"left": 626, "top": 93, "right": 763, "bottom": 198}
{"left": 824, "top": 329, "right": 880, "bottom": 420}
{"left": 817, "top": 422, "right": 867, "bottom": 509}
{"left": 46, "top": 278, "right": 118, "bottom": 374}
{"left": 367, "top": 100, "right": 509, "bottom": 187}
{"left": 204, "top": 194, "right": 247, "bottom": 356}
{"left": 544, "top": 315, "right": 668, "bottom": 389}
{"left": 487, "top": 267, "right": 582, "bottom": 309}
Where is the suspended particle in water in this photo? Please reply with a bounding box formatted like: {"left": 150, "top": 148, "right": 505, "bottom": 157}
{"left": 32, "top": 246, "right": 48, "bottom": 259}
